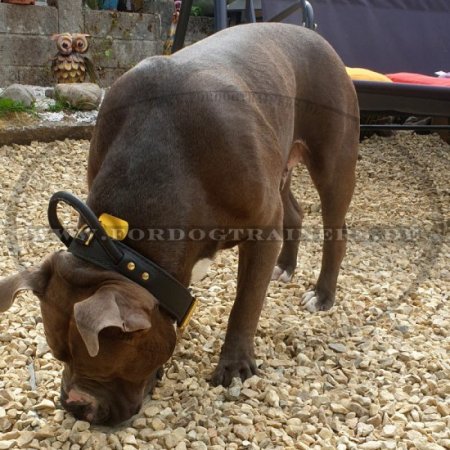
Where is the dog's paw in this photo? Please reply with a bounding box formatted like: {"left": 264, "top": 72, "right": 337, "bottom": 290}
{"left": 271, "top": 265, "right": 293, "bottom": 283}
{"left": 301, "top": 290, "right": 320, "bottom": 312}
{"left": 211, "top": 358, "right": 257, "bottom": 387}
{"left": 301, "top": 290, "right": 335, "bottom": 312}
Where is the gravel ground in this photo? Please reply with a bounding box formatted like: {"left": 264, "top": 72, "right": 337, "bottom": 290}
{"left": 0, "top": 132, "right": 449, "bottom": 450}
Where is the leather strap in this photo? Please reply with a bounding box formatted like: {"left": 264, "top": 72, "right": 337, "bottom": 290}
{"left": 48, "top": 192, "right": 196, "bottom": 328}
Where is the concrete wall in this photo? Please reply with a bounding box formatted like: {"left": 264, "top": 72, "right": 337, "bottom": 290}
{"left": 0, "top": 0, "right": 213, "bottom": 87}
{"left": 0, "top": 3, "right": 58, "bottom": 85}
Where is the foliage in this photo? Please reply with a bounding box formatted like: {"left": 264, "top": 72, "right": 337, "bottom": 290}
{"left": 85, "top": 0, "right": 101, "bottom": 9}
{"left": 47, "top": 99, "right": 79, "bottom": 113}
{"left": 0, "top": 98, "right": 35, "bottom": 118}
{"left": 191, "top": 6, "right": 202, "bottom": 16}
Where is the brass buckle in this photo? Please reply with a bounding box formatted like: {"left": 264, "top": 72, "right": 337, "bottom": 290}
{"left": 75, "top": 224, "right": 95, "bottom": 246}
{"left": 178, "top": 298, "right": 199, "bottom": 334}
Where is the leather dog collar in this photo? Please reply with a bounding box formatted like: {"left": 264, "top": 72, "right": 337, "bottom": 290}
{"left": 48, "top": 191, "right": 197, "bottom": 332}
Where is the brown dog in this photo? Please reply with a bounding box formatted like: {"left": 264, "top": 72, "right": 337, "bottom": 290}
{"left": 0, "top": 23, "right": 359, "bottom": 425}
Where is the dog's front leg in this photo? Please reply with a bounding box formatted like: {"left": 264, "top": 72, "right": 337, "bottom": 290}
{"left": 212, "top": 238, "right": 281, "bottom": 387}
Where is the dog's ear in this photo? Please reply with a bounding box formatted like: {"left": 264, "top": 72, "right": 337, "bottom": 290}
{"left": 0, "top": 257, "right": 53, "bottom": 312}
{"left": 74, "top": 286, "right": 152, "bottom": 357}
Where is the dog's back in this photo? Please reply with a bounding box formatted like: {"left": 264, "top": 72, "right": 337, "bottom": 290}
{"left": 90, "top": 23, "right": 357, "bottom": 198}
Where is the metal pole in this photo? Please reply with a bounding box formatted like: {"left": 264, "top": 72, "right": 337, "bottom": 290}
{"left": 214, "top": 0, "right": 228, "bottom": 31}
{"left": 246, "top": 0, "right": 256, "bottom": 23}
{"left": 172, "top": 0, "right": 194, "bottom": 54}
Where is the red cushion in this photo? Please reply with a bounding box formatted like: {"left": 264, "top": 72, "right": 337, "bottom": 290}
{"left": 386, "top": 72, "right": 450, "bottom": 87}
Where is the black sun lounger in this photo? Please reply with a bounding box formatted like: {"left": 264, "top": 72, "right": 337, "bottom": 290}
{"left": 355, "top": 81, "right": 450, "bottom": 131}
{"left": 171, "top": 0, "right": 450, "bottom": 133}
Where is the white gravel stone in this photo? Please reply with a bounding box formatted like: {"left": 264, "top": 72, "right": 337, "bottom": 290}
{"left": 17, "top": 430, "right": 34, "bottom": 447}
{"left": 328, "top": 343, "right": 347, "bottom": 353}
{"left": 359, "top": 442, "right": 383, "bottom": 450}
{"left": 415, "top": 443, "right": 446, "bottom": 450}
{"left": 318, "top": 427, "right": 333, "bottom": 440}
{"left": 357, "top": 422, "right": 374, "bottom": 436}
{"left": 0, "top": 441, "right": 15, "bottom": 450}
{"left": 34, "top": 400, "right": 55, "bottom": 411}
{"left": 264, "top": 390, "right": 280, "bottom": 407}
{"left": 382, "top": 424, "right": 397, "bottom": 437}
{"left": 35, "top": 335, "right": 50, "bottom": 357}
{"left": 151, "top": 418, "right": 166, "bottom": 430}
{"left": 0, "top": 133, "right": 449, "bottom": 448}
{"left": 72, "top": 421, "right": 90, "bottom": 432}
{"left": 190, "top": 442, "right": 208, "bottom": 450}
{"left": 437, "top": 440, "right": 450, "bottom": 449}
{"left": 164, "top": 428, "right": 186, "bottom": 448}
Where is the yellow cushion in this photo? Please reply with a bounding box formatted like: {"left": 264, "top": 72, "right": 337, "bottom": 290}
{"left": 346, "top": 67, "right": 393, "bottom": 83}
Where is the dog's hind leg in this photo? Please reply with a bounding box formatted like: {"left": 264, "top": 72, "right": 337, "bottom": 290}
{"left": 272, "top": 173, "right": 303, "bottom": 283}
{"left": 301, "top": 135, "right": 358, "bottom": 312}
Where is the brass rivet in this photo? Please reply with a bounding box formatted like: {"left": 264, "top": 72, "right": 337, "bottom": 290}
{"left": 127, "top": 262, "right": 135, "bottom": 271}
{"left": 141, "top": 272, "right": 150, "bottom": 281}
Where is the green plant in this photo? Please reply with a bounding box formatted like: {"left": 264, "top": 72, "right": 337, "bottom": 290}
{"left": 47, "top": 99, "right": 79, "bottom": 113}
{"left": 191, "top": 5, "right": 202, "bottom": 16}
{"left": 85, "top": 0, "right": 100, "bottom": 10}
{"left": 91, "top": 36, "right": 114, "bottom": 63}
{"left": 0, "top": 98, "right": 35, "bottom": 118}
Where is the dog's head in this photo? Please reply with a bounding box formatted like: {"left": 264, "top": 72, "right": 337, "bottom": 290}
{"left": 0, "top": 251, "right": 176, "bottom": 425}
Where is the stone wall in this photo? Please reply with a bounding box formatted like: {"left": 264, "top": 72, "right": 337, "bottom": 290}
{"left": 0, "top": 0, "right": 213, "bottom": 87}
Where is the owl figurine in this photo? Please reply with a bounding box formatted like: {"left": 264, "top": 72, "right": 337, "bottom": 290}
{"left": 51, "top": 33, "right": 96, "bottom": 84}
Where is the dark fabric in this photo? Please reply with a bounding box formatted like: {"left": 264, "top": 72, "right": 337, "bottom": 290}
{"left": 261, "top": 0, "right": 303, "bottom": 23}
{"left": 354, "top": 80, "right": 450, "bottom": 115}
{"left": 261, "top": 0, "right": 450, "bottom": 75}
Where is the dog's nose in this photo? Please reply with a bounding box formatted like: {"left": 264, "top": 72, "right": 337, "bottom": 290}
{"left": 61, "top": 388, "right": 106, "bottom": 423}
{"left": 65, "top": 401, "right": 95, "bottom": 422}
